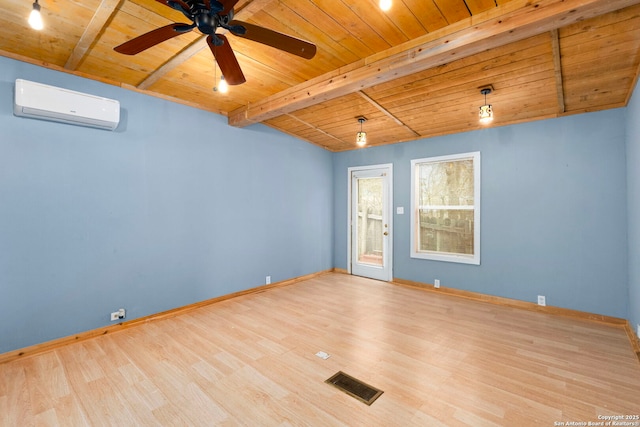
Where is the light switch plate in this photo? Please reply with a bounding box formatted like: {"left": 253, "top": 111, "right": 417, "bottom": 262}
{"left": 396, "top": 207, "right": 404, "bottom": 214}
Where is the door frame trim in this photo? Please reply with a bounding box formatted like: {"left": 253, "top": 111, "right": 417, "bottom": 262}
{"left": 347, "top": 163, "right": 393, "bottom": 281}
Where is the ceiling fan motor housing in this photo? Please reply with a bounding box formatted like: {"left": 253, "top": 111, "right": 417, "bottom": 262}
{"left": 195, "top": 13, "right": 217, "bottom": 34}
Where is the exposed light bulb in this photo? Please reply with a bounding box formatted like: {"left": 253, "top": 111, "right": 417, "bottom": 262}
{"left": 29, "top": 1, "right": 43, "bottom": 30}
{"left": 379, "top": 0, "right": 392, "bottom": 11}
{"left": 218, "top": 75, "right": 228, "bottom": 93}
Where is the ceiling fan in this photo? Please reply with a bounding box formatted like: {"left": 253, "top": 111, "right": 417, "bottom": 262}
{"left": 114, "top": 0, "right": 317, "bottom": 85}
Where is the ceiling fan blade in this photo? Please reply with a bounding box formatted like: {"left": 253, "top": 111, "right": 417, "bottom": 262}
{"left": 155, "top": 0, "right": 191, "bottom": 14}
{"left": 219, "top": 0, "right": 241, "bottom": 15}
{"left": 114, "top": 23, "right": 194, "bottom": 55}
{"left": 207, "top": 35, "right": 246, "bottom": 85}
{"left": 229, "top": 21, "right": 316, "bottom": 60}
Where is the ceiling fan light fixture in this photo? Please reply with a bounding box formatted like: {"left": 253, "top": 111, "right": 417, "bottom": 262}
{"left": 479, "top": 87, "right": 494, "bottom": 125}
{"left": 28, "top": 0, "right": 43, "bottom": 30}
{"left": 218, "top": 75, "right": 228, "bottom": 93}
{"left": 356, "top": 117, "right": 367, "bottom": 147}
{"left": 379, "top": 0, "right": 392, "bottom": 11}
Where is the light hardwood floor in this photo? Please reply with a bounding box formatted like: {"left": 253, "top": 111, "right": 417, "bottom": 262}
{"left": 1, "top": 273, "right": 639, "bottom": 426}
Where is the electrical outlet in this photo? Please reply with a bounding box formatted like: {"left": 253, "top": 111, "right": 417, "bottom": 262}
{"left": 637, "top": 324, "right": 640, "bottom": 339}
{"left": 434, "top": 279, "right": 440, "bottom": 289}
{"left": 537, "top": 295, "right": 546, "bottom": 306}
{"left": 110, "top": 308, "right": 125, "bottom": 321}
{"left": 266, "top": 275, "right": 271, "bottom": 285}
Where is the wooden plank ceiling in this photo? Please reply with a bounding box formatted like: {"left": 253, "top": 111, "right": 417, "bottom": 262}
{"left": 1, "top": 0, "right": 639, "bottom": 151}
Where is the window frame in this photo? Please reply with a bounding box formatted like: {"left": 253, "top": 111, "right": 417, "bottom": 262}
{"left": 410, "top": 151, "right": 481, "bottom": 265}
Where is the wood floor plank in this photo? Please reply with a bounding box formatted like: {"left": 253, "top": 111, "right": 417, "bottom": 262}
{"left": 1, "top": 272, "right": 639, "bottom": 425}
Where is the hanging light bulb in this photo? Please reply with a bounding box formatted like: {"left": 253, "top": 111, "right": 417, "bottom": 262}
{"left": 28, "top": 0, "right": 43, "bottom": 30}
{"left": 218, "top": 75, "right": 228, "bottom": 93}
{"left": 479, "top": 87, "right": 494, "bottom": 125}
{"left": 379, "top": 0, "right": 392, "bottom": 11}
{"left": 212, "top": 64, "right": 228, "bottom": 94}
{"left": 356, "top": 117, "right": 367, "bottom": 147}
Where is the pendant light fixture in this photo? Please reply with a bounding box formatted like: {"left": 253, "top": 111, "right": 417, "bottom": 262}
{"left": 28, "top": 0, "right": 43, "bottom": 30}
{"left": 379, "top": 0, "right": 392, "bottom": 11}
{"left": 356, "top": 117, "right": 367, "bottom": 147}
{"left": 479, "top": 87, "right": 494, "bottom": 125}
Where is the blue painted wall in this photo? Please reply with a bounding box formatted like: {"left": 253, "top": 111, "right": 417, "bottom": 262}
{"left": 627, "top": 82, "right": 640, "bottom": 336}
{"left": 0, "top": 57, "right": 333, "bottom": 353}
{"left": 333, "top": 110, "right": 629, "bottom": 319}
{"left": 1, "top": 53, "right": 637, "bottom": 354}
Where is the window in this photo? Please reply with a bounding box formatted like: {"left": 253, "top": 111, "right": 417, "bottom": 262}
{"left": 411, "top": 152, "right": 480, "bottom": 265}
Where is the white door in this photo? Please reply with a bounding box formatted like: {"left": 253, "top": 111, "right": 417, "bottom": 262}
{"left": 349, "top": 165, "right": 393, "bottom": 281}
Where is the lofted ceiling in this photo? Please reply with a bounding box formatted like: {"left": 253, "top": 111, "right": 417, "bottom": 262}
{"left": 1, "top": 0, "right": 640, "bottom": 151}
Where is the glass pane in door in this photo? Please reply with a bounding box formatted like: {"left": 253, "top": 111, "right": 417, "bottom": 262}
{"left": 357, "top": 177, "right": 383, "bottom": 266}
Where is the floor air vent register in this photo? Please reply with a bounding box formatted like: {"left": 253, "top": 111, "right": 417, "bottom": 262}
{"left": 325, "top": 371, "right": 384, "bottom": 405}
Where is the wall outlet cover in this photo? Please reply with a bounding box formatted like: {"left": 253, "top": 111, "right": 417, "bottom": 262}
{"left": 315, "top": 351, "right": 330, "bottom": 360}
{"left": 537, "top": 295, "right": 546, "bottom": 306}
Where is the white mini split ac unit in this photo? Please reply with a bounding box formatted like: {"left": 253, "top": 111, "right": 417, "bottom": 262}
{"left": 13, "top": 79, "right": 120, "bottom": 131}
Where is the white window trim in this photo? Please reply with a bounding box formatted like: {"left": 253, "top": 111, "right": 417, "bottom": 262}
{"left": 410, "top": 151, "right": 481, "bottom": 265}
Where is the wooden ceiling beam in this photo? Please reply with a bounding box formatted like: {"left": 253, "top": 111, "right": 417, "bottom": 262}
{"left": 64, "top": 0, "right": 123, "bottom": 70}
{"left": 138, "top": 37, "right": 207, "bottom": 90}
{"left": 550, "top": 29, "right": 565, "bottom": 113}
{"left": 228, "top": 0, "right": 638, "bottom": 127}
{"left": 285, "top": 114, "right": 347, "bottom": 146}
{"left": 357, "top": 91, "right": 421, "bottom": 137}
